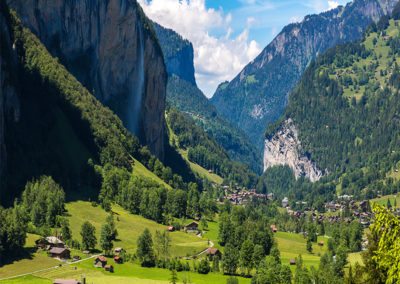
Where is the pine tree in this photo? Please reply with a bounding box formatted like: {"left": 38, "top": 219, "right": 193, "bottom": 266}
{"left": 60, "top": 218, "right": 72, "bottom": 242}
{"left": 240, "top": 240, "right": 254, "bottom": 275}
{"left": 170, "top": 269, "right": 178, "bottom": 284}
{"left": 100, "top": 223, "right": 113, "bottom": 255}
{"left": 137, "top": 228, "right": 156, "bottom": 267}
{"left": 306, "top": 239, "right": 313, "bottom": 253}
{"left": 80, "top": 221, "right": 97, "bottom": 251}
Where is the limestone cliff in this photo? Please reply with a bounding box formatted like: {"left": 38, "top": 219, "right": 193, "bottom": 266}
{"left": 8, "top": 0, "right": 167, "bottom": 159}
{"left": 264, "top": 119, "right": 323, "bottom": 182}
{"left": 211, "top": 0, "right": 398, "bottom": 150}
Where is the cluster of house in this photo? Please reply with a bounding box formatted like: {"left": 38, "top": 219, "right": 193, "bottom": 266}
{"left": 223, "top": 188, "right": 272, "bottom": 205}
{"left": 36, "top": 236, "right": 71, "bottom": 260}
{"left": 93, "top": 247, "right": 124, "bottom": 273}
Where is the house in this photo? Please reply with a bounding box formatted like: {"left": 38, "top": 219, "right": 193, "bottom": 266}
{"left": 184, "top": 222, "right": 199, "bottom": 232}
{"left": 94, "top": 256, "right": 107, "bottom": 268}
{"left": 53, "top": 279, "right": 81, "bottom": 284}
{"left": 104, "top": 264, "right": 114, "bottom": 272}
{"left": 318, "top": 241, "right": 324, "bottom": 247}
{"left": 205, "top": 248, "right": 222, "bottom": 258}
{"left": 36, "top": 236, "right": 64, "bottom": 250}
{"left": 282, "top": 197, "right": 289, "bottom": 208}
{"left": 289, "top": 259, "right": 296, "bottom": 265}
{"left": 114, "top": 247, "right": 124, "bottom": 254}
{"left": 49, "top": 247, "right": 70, "bottom": 259}
{"left": 114, "top": 255, "right": 123, "bottom": 264}
{"left": 167, "top": 226, "right": 175, "bottom": 232}
{"left": 270, "top": 224, "right": 278, "bottom": 233}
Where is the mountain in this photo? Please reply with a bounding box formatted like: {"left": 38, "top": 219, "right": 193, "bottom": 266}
{"left": 0, "top": 1, "right": 194, "bottom": 205}
{"left": 264, "top": 13, "right": 400, "bottom": 199}
{"left": 153, "top": 22, "right": 262, "bottom": 173}
{"left": 7, "top": 0, "right": 167, "bottom": 160}
{"left": 211, "top": 0, "right": 398, "bottom": 151}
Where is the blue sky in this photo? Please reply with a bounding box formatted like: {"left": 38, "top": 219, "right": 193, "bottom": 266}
{"left": 139, "top": 0, "right": 349, "bottom": 97}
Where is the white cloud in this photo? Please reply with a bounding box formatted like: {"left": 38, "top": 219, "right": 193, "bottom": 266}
{"left": 137, "top": 0, "right": 261, "bottom": 97}
{"left": 328, "top": 0, "right": 340, "bottom": 9}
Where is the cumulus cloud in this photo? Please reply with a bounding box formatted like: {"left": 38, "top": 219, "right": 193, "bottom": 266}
{"left": 137, "top": 0, "right": 261, "bottom": 97}
{"left": 328, "top": 0, "right": 340, "bottom": 9}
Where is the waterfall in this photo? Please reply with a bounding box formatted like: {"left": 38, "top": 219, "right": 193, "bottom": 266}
{"left": 127, "top": 22, "right": 145, "bottom": 137}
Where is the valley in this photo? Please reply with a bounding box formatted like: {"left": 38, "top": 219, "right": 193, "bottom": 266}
{"left": 1, "top": 0, "right": 400, "bottom": 283}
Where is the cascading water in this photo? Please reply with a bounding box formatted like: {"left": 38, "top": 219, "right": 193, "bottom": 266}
{"left": 126, "top": 22, "right": 145, "bottom": 137}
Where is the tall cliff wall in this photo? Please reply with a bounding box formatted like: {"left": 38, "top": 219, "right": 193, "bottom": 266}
{"left": 264, "top": 119, "right": 323, "bottom": 182}
{"left": 8, "top": 0, "right": 167, "bottom": 159}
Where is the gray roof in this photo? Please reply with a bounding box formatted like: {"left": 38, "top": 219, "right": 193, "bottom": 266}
{"left": 49, "top": 247, "right": 69, "bottom": 254}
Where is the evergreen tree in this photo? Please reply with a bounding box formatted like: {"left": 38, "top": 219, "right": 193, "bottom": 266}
{"left": 60, "top": 218, "right": 72, "bottom": 242}
{"left": 240, "top": 240, "right": 254, "bottom": 275}
{"left": 306, "top": 239, "right": 313, "bottom": 253}
{"left": 137, "top": 228, "right": 156, "bottom": 267}
{"left": 223, "top": 243, "right": 239, "bottom": 275}
{"left": 198, "top": 258, "right": 211, "bottom": 274}
{"left": 170, "top": 269, "right": 178, "bottom": 284}
{"left": 100, "top": 223, "right": 113, "bottom": 255}
{"left": 80, "top": 221, "right": 97, "bottom": 251}
{"left": 106, "top": 214, "right": 118, "bottom": 240}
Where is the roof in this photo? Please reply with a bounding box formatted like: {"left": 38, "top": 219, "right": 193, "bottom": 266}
{"left": 49, "top": 247, "right": 68, "bottom": 254}
{"left": 53, "top": 279, "right": 80, "bottom": 284}
{"left": 184, "top": 221, "right": 198, "bottom": 227}
{"left": 206, "top": 248, "right": 220, "bottom": 255}
{"left": 96, "top": 256, "right": 107, "bottom": 262}
{"left": 46, "top": 236, "right": 64, "bottom": 245}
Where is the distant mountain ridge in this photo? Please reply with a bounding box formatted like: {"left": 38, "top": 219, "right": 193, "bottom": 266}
{"left": 153, "top": 22, "right": 262, "bottom": 173}
{"left": 211, "top": 0, "right": 398, "bottom": 150}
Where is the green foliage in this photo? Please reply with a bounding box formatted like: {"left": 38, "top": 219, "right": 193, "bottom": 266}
{"left": 100, "top": 223, "right": 114, "bottom": 255}
{"left": 21, "top": 176, "right": 65, "bottom": 228}
{"left": 368, "top": 204, "right": 400, "bottom": 283}
{"left": 198, "top": 258, "right": 211, "bottom": 274}
{"left": 60, "top": 218, "right": 72, "bottom": 242}
{"left": 136, "top": 228, "right": 156, "bottom": 267}
{"left": 167, "top": 109, "right": 257, "bottom": 187}
{"left": 154, "top": 230, "right": 171, "bottom": 262}
{"left": 240, "top": 240, "right": 254, "bottom": 275}
{"left": 222, "top": 243, "right": 239, "bottom": 275}
{"left": 80, "top": 221, "right": 97, "bottom": 251}
{"left": 252, "top": 256, "right": 292, "bottom": 284}
{"left": 0, "top": 203, "right": 28, "bottom": 264}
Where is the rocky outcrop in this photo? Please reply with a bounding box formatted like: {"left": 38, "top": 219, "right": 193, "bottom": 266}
{"left": 211, "top": 0, "right": 398, "bottom": 150}
{"left": 8, "top": 0, "right": 167, "bottom": 159}
{"left": 264, "top": 119, "right": 323, "bottom": 182}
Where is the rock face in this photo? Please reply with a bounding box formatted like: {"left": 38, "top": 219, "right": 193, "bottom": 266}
{"left": 264, "top": 119, "right": 323, "bottom": 182}
{"left": 152, "top": 22, "right": 196, "bottom": 86}
{"left": 8, "top": 0, "right": 167, "bottom": 159}
{"left": 211, "top": 0, "right": 398, "bottom": 150}
{"left": 0, "top": 9, "right": 20, "bottom": 183}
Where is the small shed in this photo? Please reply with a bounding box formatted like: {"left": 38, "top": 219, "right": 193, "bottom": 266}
{"left": 114, "top": 255, "right": 123, "bottom": 264}
{"left": 184, "top": 221, "right": 199, "bottom": 232}
{"left": 206, "top": 248, "right": 222, "bottom": 258}
{"left": 289, "top": 259, "right": 296, "bottom": 265}
{"left": 94, "top": 256, "right": 107, "bottom": 268}
{"left": 104, "top": 264, "right": 114, "bottom": 272}
{"left": 318, "top": 241, "right": 324, "bottom": 247}
{"left": 167, "top": 226, "right": 175, "bottom": 232}
{"left": 49, "top": 247, "right": 70, "bottom": 259}
{"left": 270, "top": 224, "right": 278, "bottom": 233}
{"left": 114, "top": 247, "right": 124, "bottom": 254}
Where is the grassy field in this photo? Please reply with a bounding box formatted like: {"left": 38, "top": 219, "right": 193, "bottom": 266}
{"left": 179, "top": 150, "right": 224, "bottom": 185}
{"left": 275, "top": 232, "right": 329, "bottom": 269}
{"left": 132, "top": 158, "right": 172, "bottom": 189}
{"left": 66, "top": 201, "right": 207, "bottom": 257}
{"left": 370, "top": 194, "right": 400, "bottom": 208}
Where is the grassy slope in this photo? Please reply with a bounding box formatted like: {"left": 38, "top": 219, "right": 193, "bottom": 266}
{"left": 132, "top": 158, "right": 172, "bottom": 189}
{"left": 66, "top": 201, "right": 206, "bottom": 257}
{"left": 166, "top": 118, "right": 224, "bottom": 185}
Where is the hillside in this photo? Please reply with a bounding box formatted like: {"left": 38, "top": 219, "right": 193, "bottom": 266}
{"left": 211, "top": 0, "right": 398, "bottom": 150}
{"left": 153, "top": 22, "right": 262, "bottom": 173}
{"left": 265, "top": 16, "right": 400, "bottom": 201}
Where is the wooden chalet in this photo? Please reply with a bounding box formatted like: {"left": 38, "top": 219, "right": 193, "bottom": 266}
{"left": 167, "top": 226, "right": 175, "bottom": 232}
{"left": 104, "top": 264, "right": 114, "bottom": 272}
{"left": 184, "top": 221, "right": 199, "bottom": 232}
{"left": 270, "top": 224, "right": 278, "bottom": 233}
{"left": 289, "top": 259, "right": 296, "bottom": 265}
{"left": 49, "top": 247, "right": 70, "bottom": 259}
{"left": 205, "top": 248, "right": 222, "bottom": 258}
{"left": 114, "top": 255, "right": 123, "bottom": 264}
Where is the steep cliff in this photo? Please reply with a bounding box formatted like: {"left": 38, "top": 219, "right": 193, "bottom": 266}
{"left": 8, "top": 0, "right": 167, "bottom": 159}
{"left": 153, "top": 22, "right": 262, "bottom": 173}
{"left": 211, "top": 0, "right": 398, "bottom": 150}
{"left": 263, "top": 119, "right": 323, "bottom": 182}
{"left": 152, "top": 22, "right": 196, "bottom": 85}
